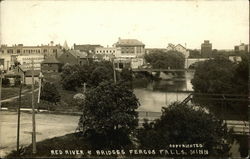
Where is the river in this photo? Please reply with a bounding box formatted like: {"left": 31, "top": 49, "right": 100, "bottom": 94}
{"left": 134, "top": 72, "right": 194, "bottom": 112}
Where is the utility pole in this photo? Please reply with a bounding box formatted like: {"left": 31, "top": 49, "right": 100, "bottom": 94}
{"left": 83, "top": 82, "right": 86, "bottom": 93}
{"left": 37, "top": 72, "right": 43, "bottom": 104}
{"left": 17, "top": 81, "right": 22, "bottom": 153}
{"left": 31, "top": 59, "right": 36, "bottom": 154}
{"left": 0, "top": 70, "right": 2, "bottom": 110}
{"left": 112, "top": 57, "right": 117, "bottom": 83}
{"left": 248, "top": 2, "right": 250, "bottom": 156}
{"left": 248, "top": 43, "right": 250, "bottom": 157}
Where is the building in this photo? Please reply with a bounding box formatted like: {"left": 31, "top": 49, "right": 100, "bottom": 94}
{"left": 229, "top": 55, "right": 242, "bottom": 63}
{"left": 113, "top": 38, "right": 145, "bottom": 58}
{"left": 58, "top": 50, "right": 89, "bottom": 65}
{"left": 114, "top": 58, "right": 131, "bottom": 69}
{"left": 94, "top": 47, "right": 122, "bottom": 61}
{"left": 13, "top": 65, "right": 40, "bottom": 85}
{"left": 234, "top": 43, "right": 249, "bottom": 53}
{"left": 112, "top": 38, "right": 145, "bottom": 69}
{"left": 201, "top": 40, "right": 212, "bottom": 58}
{"left": 166, "top": 43, "right": 190, "bottom": 58}
{"left": 74, "top": 44, "right": 102, "bottom": 54}
{"left": 17, "top": 54, "right": 44, "bottom": 70}
{"left": 41, "top": 56, "right": 62, "bottom": 73}
{"left": 0, "top": 54, "right": 13, "bottom": 71}
{"left": 95, "top": 47, "right": 118, "bottom": 56}
{"left": 0, "top": 41, "right": 62, "bottom": 58}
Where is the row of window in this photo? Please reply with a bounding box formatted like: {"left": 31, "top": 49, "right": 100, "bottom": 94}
{"left": 1, "top": 49, "right": 58, "bottom": 54}
{"left": 22, "top": 57, "right": 44, "bottom": 60}
{"left": 96, "top": 50, "right": 116, "bottom": 53}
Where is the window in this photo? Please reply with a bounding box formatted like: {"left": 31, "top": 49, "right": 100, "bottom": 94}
{"left": 7, "top": 49, "right": 13, "bottom": 53}
{"left": 17, "top": 49, "right": 20, "bottom": 53}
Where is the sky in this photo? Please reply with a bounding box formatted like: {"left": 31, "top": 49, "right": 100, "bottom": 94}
{"left": 0, "top": 0, "right": 249, "bottom": 49}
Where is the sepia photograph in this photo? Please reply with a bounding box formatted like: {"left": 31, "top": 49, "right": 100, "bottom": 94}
{"left": 0, "top": 0, "right": 249, "bottom": 158}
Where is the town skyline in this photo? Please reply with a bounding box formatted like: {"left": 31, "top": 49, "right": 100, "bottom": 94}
{"left": 0, "top": 0, "right": 248, "bottom": 50}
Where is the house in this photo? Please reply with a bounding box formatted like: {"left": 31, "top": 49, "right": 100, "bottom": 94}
{"left": 58, "top": 50, "right": 89, "bottom": 65}
{"left": 41, "top": 56, "right": 62, "bottom": 73}
{"left": 15, "top": 65, "right": 40, "bottom": 85}
{"left": 166, "top": 43, "right": 190, "bottom": 58}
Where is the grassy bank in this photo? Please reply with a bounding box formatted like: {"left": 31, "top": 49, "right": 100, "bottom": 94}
{"left": 2, "top": 72, "right": 82, "bottom": 112}
{"left": 1, "top": 85, "right": 33, "bottom": 100}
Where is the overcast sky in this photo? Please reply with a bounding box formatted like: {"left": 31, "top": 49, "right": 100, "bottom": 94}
{"left": 0, "top": 0, "right": 249, "bottom": 49}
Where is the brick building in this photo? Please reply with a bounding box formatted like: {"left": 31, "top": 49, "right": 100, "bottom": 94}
{"left": 201, "top": 40, "right": 212, "bottom": 58}
{"left": 41, "top": 56, "right": 62, "bottom": 73}
{"left": 58, "top": 50, "right": 89, "bottom": 65}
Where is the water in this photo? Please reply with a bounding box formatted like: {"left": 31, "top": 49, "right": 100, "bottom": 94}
{"left": 134, "top": 72, "right": 194, "bottom": 112}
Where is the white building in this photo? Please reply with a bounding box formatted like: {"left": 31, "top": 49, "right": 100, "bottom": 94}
{"left": 95, "top": 47, "right": 122, "bottom": 60}
{"left": 0, "top": 54, "right": 17, "bottom": 71}
{"left": 229, "top": 55, "right": 242, "bottom": 63}
{"left": 17, "top": 54, "right": 44, "bottom": 70}
{"left": 166, "top": 43, "right": 190, "bottom": 58}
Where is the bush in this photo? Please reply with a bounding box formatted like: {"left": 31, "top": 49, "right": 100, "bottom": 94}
{"left": 137, "top": 102, "right": 234, "bottom": 157}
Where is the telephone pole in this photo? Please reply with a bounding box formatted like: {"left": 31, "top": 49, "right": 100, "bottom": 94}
{"left": 112, "top": 57, "right": 117, "bottom": 83}
{"left": 248, "top": 46, "right": 250, "bottom": 157}
{"left": 16, "top": 81, "right": 22, "bottom": 153}
{"left": 0, "top": 70, "right": 2, "bottom": 110}
{"left": 31, "top": 59, "right": 37, "bottom": 154}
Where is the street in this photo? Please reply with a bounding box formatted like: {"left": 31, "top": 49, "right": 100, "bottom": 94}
{"left": 0, "top": 111, "right": 79, "bottom": 157}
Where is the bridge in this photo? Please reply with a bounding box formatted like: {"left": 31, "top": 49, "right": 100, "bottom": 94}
{"left": 185, "top": 58, "right": 210, "bottom": 69}
{"left": 132, "top": 68, "right": 195, "bottom": 72}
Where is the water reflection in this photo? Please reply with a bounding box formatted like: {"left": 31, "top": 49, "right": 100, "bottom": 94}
{"left": 134, "top": 72, "right": 194, "bottom": 112}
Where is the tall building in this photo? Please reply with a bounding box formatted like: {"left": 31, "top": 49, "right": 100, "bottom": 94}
{"left": 234, "top": 43, "right": 249, "bottom": 53}
{"left": 201, "top": 40, "right": 212, "bottom": 58}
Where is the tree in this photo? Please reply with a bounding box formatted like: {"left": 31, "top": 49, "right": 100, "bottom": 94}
{"left": 232, "top": 54, "right": 249, "bottom": 94}
{"left": 89, "top": 66, "right": 113, "bottom": 87}
{"left": 120, "top": 68, "right": 133, "bottom": 88}
{"left": 61, "top": 64, "right": 82, "bottom": 91}
{"left": 78, "top": 81, "right": 140, "bottom": 148}
{"left": 137, "top": 102, "right": 234, "bottom": 157}
{"left": 61, "top": 61, "right": 114, "bottom": 90}
{"left": 40, "top": 82, "right": 60, "bottom": 110}
{"left": 191, "top": 58, "right": 236, "bottom": 94}
{"left": 189, "top": 49, "right": 201, "bottom": 58}
{"left": 144, "top": 50, "right": 185, "bottom": 69}
{"left": 191, "top": 57, "right": 248, "bottom": 120}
